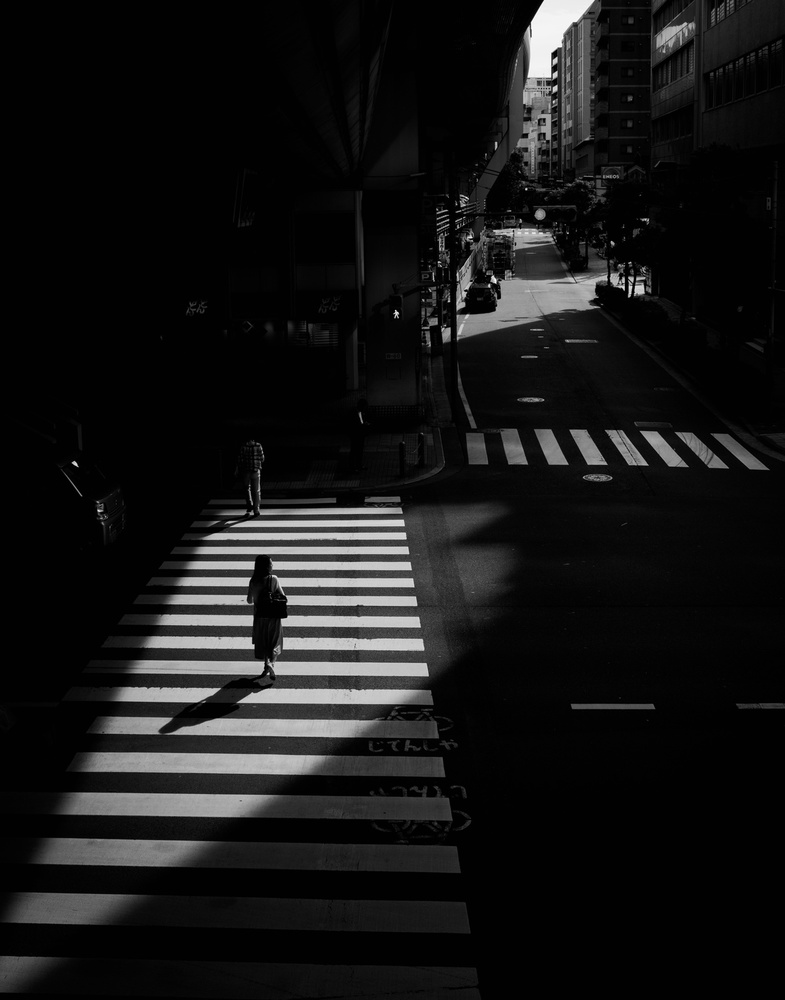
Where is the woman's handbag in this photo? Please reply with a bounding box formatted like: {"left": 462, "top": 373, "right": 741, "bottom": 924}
{"left": 258, "top": 577, "right": 288, "bottom": 619}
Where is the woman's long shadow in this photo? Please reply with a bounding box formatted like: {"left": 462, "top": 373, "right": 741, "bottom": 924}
{"left": 185, "top": 514, "right": 252, "bottom": 539}
{"left": 159, "top": 674, "right": 273, "bottom": 734}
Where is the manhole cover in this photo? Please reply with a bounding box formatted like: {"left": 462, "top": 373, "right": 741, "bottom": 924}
{"left": 520, "top": 355, "right": 539, "bottom": 359}
{"left": 583, "top": 474, "right": 613, "bottom": 482}
{"left": 518, "top": 397, "right": 544, "bottom": 403}
{"left": 565, "top": 339, "right": 598, "bottom": 343}
{"left": 654, "top": 387, "right": 677, "bottom": 392}
{"left": 634, "top": 421, "right": 673, "bottom": 429}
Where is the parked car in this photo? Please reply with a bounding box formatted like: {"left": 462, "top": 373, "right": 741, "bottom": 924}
{"left": 18, "top": 446, "right": 128, "bottom": 554}
{"left": 465, "top": 282, "right": 498, "bottom": 312}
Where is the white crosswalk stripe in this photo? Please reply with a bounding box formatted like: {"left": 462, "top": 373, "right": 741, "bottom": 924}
{"left": 2, "top": 496, "right": 477, "bottom": 996}
{"left": 463, "top": 427, "right": 769, "bottom": 470}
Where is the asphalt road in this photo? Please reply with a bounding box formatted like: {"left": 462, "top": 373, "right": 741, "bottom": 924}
{"left": 2, "top": 229, "right": 782, "bottom": 999}
{"left": 412, "top": 227, "right": 784, "bottom": 995}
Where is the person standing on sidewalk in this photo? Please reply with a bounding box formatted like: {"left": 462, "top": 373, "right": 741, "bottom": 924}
{"left": 235, "top": 434, "right": 264, "bottom": 516}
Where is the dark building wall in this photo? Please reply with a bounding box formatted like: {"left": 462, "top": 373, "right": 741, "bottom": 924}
{"left": 595, "top": 0, "right": 652, "bottom": 174}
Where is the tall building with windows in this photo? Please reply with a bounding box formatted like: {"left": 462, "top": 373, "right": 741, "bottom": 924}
{"left": 650, "top": 0, "right": 783, "bottom": 349}
{"left": 522, "top": 76, "right": 553, "bottom": 182}
{"left": 594, "top": 0, "right": 652, "bottom": 181}
{"left": 651, "top": 0, "right": 697, "bottom": 172}
{"left": 550, "top": 48, "right": 562, "bottom": 180}
{"left": 560, "top": 2, "right": 601, "bottom": 180}
{"left": 699, "top": 0, "right": 784, "bottom": 150}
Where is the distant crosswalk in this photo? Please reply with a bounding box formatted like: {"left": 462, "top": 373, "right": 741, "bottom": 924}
{"left": 464, "top": 427, "right": 769, "bottom": 470}
{"left": 1, "top": 498, "right": 480, "bottom": 998}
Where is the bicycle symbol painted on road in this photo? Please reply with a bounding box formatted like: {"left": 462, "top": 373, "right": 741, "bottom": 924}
{"left": 367, "top": 708, "right": 471, "bottom": 843}
{"left": 368, "top": 706, "right": 457, "bottom": 754}
{"left": 369, "top": 783, "right": 472, "bottom": 844}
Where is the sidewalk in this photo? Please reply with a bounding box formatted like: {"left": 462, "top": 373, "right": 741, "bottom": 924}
{"left": 221, "top": 346, "right": 454, "bottom": 497}
{"left": 562, "top": 244, "right": 785, "bottom": 460}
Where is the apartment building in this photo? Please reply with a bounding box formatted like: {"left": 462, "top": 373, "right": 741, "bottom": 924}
{"left": 594, "top": 0, "right": 652, "bottom": 181}
{"left": 521, "top": 77, "right": 553, "bottom": 182}
{"left": 550, "top": 48, "right": 562, "bottom": 180}
{"left": 560, "top": 1, "right": 601, "bottom": 179}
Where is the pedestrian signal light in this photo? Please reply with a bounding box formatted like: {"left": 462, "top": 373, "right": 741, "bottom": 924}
{"left": 389, "top": 294, "right": 403, "bottom": 321}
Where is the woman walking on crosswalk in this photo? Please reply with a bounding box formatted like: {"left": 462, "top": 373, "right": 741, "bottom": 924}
{"left": 247, "top": 554, "right": 287, "bottom": 681}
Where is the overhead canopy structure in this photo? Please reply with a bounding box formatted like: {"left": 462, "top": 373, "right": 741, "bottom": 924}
{"left": 202, "top": 1, "right": 543, "bottom": 187}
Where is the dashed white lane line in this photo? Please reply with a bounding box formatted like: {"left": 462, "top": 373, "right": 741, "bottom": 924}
{"left": 571, "top": 703, "right": 656, "bottom": 710}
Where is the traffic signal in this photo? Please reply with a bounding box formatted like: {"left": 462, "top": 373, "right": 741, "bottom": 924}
{"left": 389, "top": 294, "right": 403, "bottom": 321}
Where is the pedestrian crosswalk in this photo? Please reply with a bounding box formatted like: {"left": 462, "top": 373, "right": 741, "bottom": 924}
{"left": 1, "top": 498, "right": 480, "bottom": 998}
{"left": 464, "top": 427, "right": 769, "bottom": 470}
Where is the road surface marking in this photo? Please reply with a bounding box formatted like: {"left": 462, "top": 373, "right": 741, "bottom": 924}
{"left": 0, "top": 960, "right": 479, "bottom": 998}
{"left": 6, "top": 838, "right": 460, "bottom": 872}
{"left": 85, "top": 716, "right": 438, "bottom": 738}
{"left": 171, "top": 545, "right": 411, "bottom": 555}
{"left": 605, "top": 430, "right": 649, "bottom": 465}
{"left": 135, "top": 593, "right": 418, "bottom": 606}
{"left": 67, "top": 752, "right": 445, "bottom": 778}
{"left": 640, "top": 431, "right": 688, "bottom": 467}
{"left": 2, "top": 791, "right": 450, "bottom": 821}
{"left": 83, "top": 660, "right": 431, "bottom": 677}
{"left": 501, "top": 428, "right": 528, "bottom": 464}
{"left": 147, "top": 577, "right": 416, "bottom": 588}
{"left": 535, "top": 428, "right": 569, "bottom": 465}
{"left": 119, "top": 614, "right": 422, "bottom": 629}
{"left": 571, "top": 429, "right": 607, "bottom": 465}
{"left": 192, "top": 519, "right": 406, "bottom": 528}
{"left": 675, "top": 432, "right": 729, "bottom": 468}
{"left": 202, "top": 507, "right": 402, "bottom": 516}
{"left": 65, "top": 685, "right": 432, "bottom": 704}
{"left": 712, "top": 433, "right": 769, "bottom": 470}
{"left": 160, "top": 560, "right": 413, "bottom": 570}
{"left": 1, "top": 893, "right": 470, "bottom": 934}
{"left": 101, "top": 636, "right": 426, "bottom": 651}
{"left": 182, "top": 531, "right": 408, "bottom": 541}
{"left": 466, "top": 432, "right": 488, "bottom": 464}
{"left": 571, "top": 703, "right": 655, "bottom": 710}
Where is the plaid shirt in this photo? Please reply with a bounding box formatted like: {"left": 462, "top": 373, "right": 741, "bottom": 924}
{"left": 238, "top": 440, "right": 264, "bottom": 471}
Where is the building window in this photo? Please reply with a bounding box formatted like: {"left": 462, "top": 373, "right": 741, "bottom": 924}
{"left": 624, "top": 145, "right": 634, "bottom": 153}
{"left": 621, "top": 94, "right": 635, "bottom": 102}
{"left": 757, "top": 46, "right": 769, "bottom": 93}
{"left": 622, "top": 67, "right": 635, "bottom": 77}
{"left": 745, "top": 50, "right": 756, "bottom": 95}
{"left": 622, "top": 15, "right": 636, "bottom": 25}
{"left": 704, "top": 38, "right": 784, "bottom": 110}
{"left": 707, "top": 0, "right": 751, "bottom": 29}
{"left": 621, "top": 119, "right": 635, "bottom": 128}
{"left": 653, "top": 41, "right": 695, "bottom": 90}
{"left": 652, "top": 106, "right": 693, "bottom": 143}
{"left": 735, "top": 57, "right": 745, "bottom": 99}
{"left": 771, "top": 39, "right": 784, "bottom": 88}
{"left": 654, "top": 0, "right": 693, "bottom": 34}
